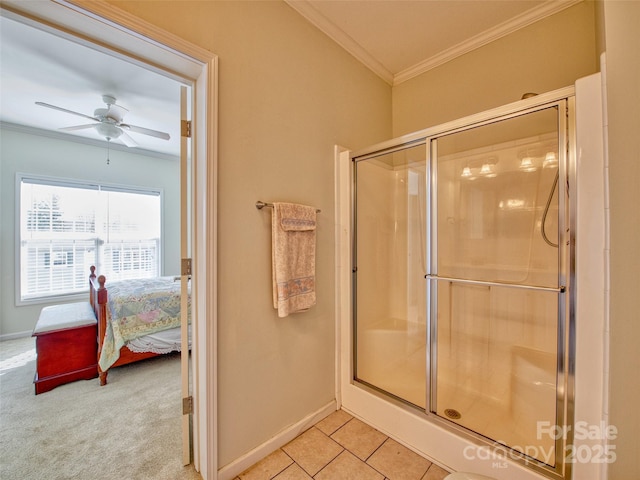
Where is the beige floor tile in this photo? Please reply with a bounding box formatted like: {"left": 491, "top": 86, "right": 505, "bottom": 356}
{"left": 238, "top": 449, "right": 293, "bottom": 480}
{"left": 236, "top": 411, "right": 449, "bottom": 480}
{"left": 331, "top": 417, "right": 388, "bottom": 461}
{"left": 315, "top": 409, "right": 353, "bottom": 436}
{"left": 315, "top": 450, "right": 385, "bottom": 480}
{"left": 272, "top": 463, "right": 313, "bottom": 480}
{"left": 367, "top": 438, "right": 432, "bottom": 480}
{"left": 281, "top": 427, "right": 343, "bottom": 476}
{"left": 421, "top": 464, "right": 451, "bottom": 480}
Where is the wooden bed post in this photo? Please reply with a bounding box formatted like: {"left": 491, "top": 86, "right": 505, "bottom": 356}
{"left": 89, "top": 267, "right": 109, "bottom": 386}
{"left": 96, "top": 275, "right": 108, "bottom": 386}
{"left": 89, "top": 266, "right": 96, "bottom": 315}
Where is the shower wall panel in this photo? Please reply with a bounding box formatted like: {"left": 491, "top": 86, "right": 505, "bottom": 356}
{"left": 355, "top": 160, "right": 395, "bottom": 329}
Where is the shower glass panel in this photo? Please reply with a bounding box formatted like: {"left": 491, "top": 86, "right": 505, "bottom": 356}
{"left": 354, "top": 144, "right": 427, "bottom": 408}
{"left": 430, "top": 107, "right": 563, "bottom": 466}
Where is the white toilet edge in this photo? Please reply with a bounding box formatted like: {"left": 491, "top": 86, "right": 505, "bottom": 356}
{"left": 444, "top": 473, "right": 498, "bottom": 480}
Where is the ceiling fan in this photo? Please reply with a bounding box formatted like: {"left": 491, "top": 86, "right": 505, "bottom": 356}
{"left": 35, "top": 94, "right": 170, "bottom": 147}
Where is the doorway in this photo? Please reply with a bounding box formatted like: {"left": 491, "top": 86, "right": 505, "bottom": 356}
{"left": 0, "top": 2, "right": 217, "bottom": 477}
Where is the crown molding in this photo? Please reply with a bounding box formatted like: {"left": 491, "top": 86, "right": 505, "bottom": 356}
{"left": 285, "top": 0, "right": 582, "bottom": 87}
{"left": 393, "top": 0, "right": 583, "bottom": 85}
{"left": 284, "top": 0, "right": 395, "bottom": 85}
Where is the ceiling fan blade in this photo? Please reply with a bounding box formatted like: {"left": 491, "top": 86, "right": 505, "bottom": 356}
{"left": 121, "top": 123, "right": 170, "bottom": 140}
{"left": 35, "top": 102, "right": 99, "bottom": 122}
{"left": 119, "top": 131, "right": 138, "bottom": 147}
{"left": 59, "top": 124, "right": 97, "bottom": 132}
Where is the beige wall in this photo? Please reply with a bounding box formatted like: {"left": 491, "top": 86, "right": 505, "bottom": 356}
{"left": 602, "top": 1, "right": 640, "bottom": 478}
{"left": 106, "top": 0, "right": 392, "bottom": 468}
{"left": 392, "top": 1, "right": 598, "bottom": 136}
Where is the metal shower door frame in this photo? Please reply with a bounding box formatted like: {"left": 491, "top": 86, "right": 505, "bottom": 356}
{"left": 350, "top": 86, "right": 576, "bottom": 480}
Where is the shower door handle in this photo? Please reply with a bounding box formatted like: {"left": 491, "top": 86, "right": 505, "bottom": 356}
{"left": 424, "top": 274, "right": 565, "bottom": 293}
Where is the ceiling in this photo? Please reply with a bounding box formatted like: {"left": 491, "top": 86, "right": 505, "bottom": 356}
{"left": 287, "top": 0, "right": 579, "bottom": 84}
{"left": 0, "top": 14, "right": 183, "bottom": 158}
{"left": 0, "top": 1, "right": 579, "bottom": 157}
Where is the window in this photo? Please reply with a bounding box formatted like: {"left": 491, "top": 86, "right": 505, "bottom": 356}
{"left": 19, "top": 175, "right": 162, "bottom": 302}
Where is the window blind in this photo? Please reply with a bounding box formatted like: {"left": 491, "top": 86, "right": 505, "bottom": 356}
{"left": 19, "top": 175, "right": 162, "bottom": 301}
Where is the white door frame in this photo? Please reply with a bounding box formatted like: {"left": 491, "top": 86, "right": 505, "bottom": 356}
{"left": 179, "top": 84, "right": 191, "bottom": 466}
{"left": 0, "top": 1, "right": 218, "bottom": 478}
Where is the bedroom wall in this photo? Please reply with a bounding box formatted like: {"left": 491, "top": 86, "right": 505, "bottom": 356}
{"left": 0, "top": 128, "right": 181, "bottom": 337}
{"left": 392, "top": 0, "right": 598, "bottom": 136}
{"left": 103, "top": 0, "right": 392, "bottom": 470}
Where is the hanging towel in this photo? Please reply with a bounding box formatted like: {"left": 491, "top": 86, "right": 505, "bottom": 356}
{"left": 271, "top": 202, "right": 317, "bottom": 318}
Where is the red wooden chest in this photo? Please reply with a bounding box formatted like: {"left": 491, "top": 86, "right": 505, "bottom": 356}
{"left": 32, "top": 302, "right": 98, "bottom": 394}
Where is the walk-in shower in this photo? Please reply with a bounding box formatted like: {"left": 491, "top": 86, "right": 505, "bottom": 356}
{"left": 348, "top": 92, "right": 575, "bottom": 479}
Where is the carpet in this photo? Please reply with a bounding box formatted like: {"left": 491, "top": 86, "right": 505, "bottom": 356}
{"left": 0, "top": 336, "right": 202, "bottom": 480}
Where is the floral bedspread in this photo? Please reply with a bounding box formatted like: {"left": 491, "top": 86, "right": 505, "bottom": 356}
{"left": 98, "top": 276, "right": 189, "bottom": 371}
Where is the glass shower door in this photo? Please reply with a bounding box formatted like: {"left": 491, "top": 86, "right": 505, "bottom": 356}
{"left": 354, "top": 144, "right": 427, "bottom": 408}
{"left": 428, "top": 106, "right": 567, "bottom": 467}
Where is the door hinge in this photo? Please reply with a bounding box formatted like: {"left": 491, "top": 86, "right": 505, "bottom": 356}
{"left": 181, "top": 258, "right": 192, "bottom": 276}
{"left": 181, "top": 120, "right": 192, "bottom": 138}
{"left": 183, "top": 396, "right": 193, "bottom": 415}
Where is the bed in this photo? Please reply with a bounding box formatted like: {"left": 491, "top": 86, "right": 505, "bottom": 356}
{"left": 89, "top": 266, "right": 189, "bottom": 385}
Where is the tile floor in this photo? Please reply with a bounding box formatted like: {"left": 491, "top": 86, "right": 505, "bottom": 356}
{"left": 235, "top": 409, "right": 451, "bottom": 480}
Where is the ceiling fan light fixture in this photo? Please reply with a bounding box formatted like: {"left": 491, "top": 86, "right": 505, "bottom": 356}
{"left": 95, "top": 122, "right": 122, "bottom": 140}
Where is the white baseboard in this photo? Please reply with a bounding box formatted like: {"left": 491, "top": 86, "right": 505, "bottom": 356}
{"left": 0, "top": 331, "right": 32, "bottom": 342}
{"left": 217, "top": 400, "right": 337, "bottom": 480}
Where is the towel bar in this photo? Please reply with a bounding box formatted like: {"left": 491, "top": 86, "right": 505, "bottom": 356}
{"left": 256, "top": 200, "right": 321, "bottom": 213}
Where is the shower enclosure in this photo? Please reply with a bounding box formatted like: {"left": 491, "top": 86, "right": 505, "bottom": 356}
{"left": 350, "top": 94, "right": 574, "bottom": 479}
